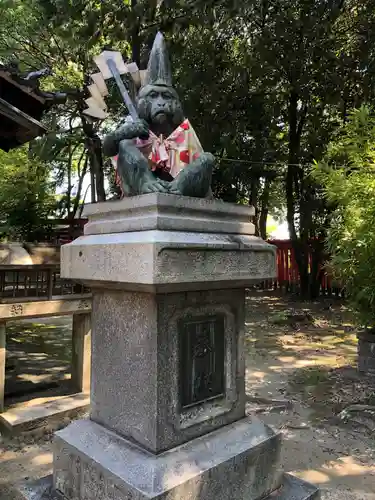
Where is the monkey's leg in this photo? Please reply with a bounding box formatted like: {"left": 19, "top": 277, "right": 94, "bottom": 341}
{"left": 171, "top": 153, "right": 214, "bottom": 198}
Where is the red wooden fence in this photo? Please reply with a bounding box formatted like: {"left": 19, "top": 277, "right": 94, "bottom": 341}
{"left": 264, "top": 239, "right": 341, "bottom": 295}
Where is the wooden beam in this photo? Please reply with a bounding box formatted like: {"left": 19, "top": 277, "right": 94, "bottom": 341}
{"left": 0, "top": 295, "right": 91, "bottom": 320}
{"left": 0, "top": 97, "right": 46, "bottom": 133}
{"left": 71, "top": 313, "right": 91, "bottom": 393}
{"left": 0, "top": 264, "right": 59, "bottom": 271}
{"left": 0, "top": 70, "right": 45, "bottom": 103}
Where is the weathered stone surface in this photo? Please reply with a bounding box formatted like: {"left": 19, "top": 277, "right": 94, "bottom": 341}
{"left": 357, "top": 329, "right": 375, "bottom": 375}
{"left": 90, "top": 288, "right": 245, "bottom": 453}
{"left": 0, "top": 473, "right": 321, "bottom": 500}
{"left": 61, "top": 230, "right": 276, "bottom": 292}
{"left": 61, "top": 194, "right": 275, "bottom": 292}
{"left": 83, "top": 193, "right": 255, "bottom": 236}
{"left": 53, "top": 417, "right": 283, "bottom": 500}
{"left": 270, "top": 474, "right": 320, "bottom": 499}
{"left": 47, "top": 193, "right": 320, "bottom": 500}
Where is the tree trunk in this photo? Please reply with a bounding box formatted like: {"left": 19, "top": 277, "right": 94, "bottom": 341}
{"left": 81, "top": 114, "right": 106, "bottom": 202}
{"left": 72, "top": 156, "right": 88, "bottom": 218}
{"left": 131, "top": 0, "right": 141, "bottom": 66}
{"left": 310, "top": 238, "right": 326, "bottom": 299}
{"left": 90, "top": 163, "right": 96, "bottom": 203}
{"left": 91, "top": 136, "right": 106, "bottom": 202}
{"left": 286, "top": 90, "right": 312, "bottom": 297}
{"left": 295, "top": 243, "right": 310, "bottom": 297}
{"left": 286, "top": 90, "right": 299, "bottom": 241}
{"left": 259, "top": 177, "right": 271, "bottom": 240}
{"left": 249, "top": 177, "right": 260, "bottom": 236}
{"left": 66, "top": 143, "right": 73, "bottom": 218}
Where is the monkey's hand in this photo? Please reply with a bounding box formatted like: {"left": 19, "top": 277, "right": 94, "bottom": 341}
{"left": 103, "top": 119, "right": 150, "bottom": 157}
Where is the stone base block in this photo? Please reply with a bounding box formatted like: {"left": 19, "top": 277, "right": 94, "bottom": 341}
{"left": 270, "top": 474, "right": 320, "bottom": 499}
{"left": 357, "top": 329, "right": 375, "bottom": 375}
{"left": 0, "top": 473, "right": 319, "bottom": 500}
{"left": 52, "top": 416, "right": 287, "bottom": 500}
{"left": 61, "top": 195, "right": 276, "bottom": 294}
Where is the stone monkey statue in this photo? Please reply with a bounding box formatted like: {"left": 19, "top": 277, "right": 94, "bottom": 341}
{"left": 103, "top": 32, "right": 214, "bottom": 198}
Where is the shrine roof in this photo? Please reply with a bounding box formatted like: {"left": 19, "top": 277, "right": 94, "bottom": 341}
{"left": 0, "top": 64, "right": 49, "bottom": 151}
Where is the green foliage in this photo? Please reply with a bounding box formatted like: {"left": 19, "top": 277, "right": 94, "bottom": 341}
{"left": 0, "top": 148, "right": 56, "bottom": 241}
{"left": 1, "top": 0, "right": 375, "bottom": 281}
{"left": 314, "top": 106, "right": 375, "bottom": 324}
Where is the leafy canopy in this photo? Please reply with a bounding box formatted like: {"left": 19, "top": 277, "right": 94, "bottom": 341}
{"left": 314, "top": 105, "right": 375, "bottom": 324}
{"left": 0, "top": 147, "right": 56, "bottom": 241}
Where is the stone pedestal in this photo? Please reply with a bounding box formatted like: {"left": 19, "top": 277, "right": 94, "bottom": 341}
{"left": 357, "top": 328, "right": 375, "bottom": 375}
{"left": 88, "top": 288, "right": 245, "bottom": 453}
{"left": 6, "top": 194, "right": 319, "bottom": 500}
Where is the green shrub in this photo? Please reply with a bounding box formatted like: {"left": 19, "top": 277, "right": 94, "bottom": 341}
{"left": 313, "top": 105, "right": 375, "bottom": 326}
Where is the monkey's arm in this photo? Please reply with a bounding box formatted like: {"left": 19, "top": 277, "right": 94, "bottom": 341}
{"left": 103, "top": 131, "right": 120, "bottom": 157}
{"left": 103, "top": 120, "right": 150, "bottom": 158}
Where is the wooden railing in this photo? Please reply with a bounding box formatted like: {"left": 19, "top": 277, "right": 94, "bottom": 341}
{"left": 0, "top": 264, "right": 91, "bottom": 414}
{"left": 38, "top": 218, "right": 87, "bottom": 245}
{"left": 0, "top": 264, "right": 87, "bottom": 301}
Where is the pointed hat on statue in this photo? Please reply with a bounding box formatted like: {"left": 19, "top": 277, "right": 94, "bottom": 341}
{"left": 142, "top": 31, "right": 173, "bottom": 87}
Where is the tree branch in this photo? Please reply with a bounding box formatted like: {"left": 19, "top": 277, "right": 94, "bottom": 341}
{"left": 11, "top": 33, "right": 56, "bottom": 65}
{"left": 140, "top": 0, "right": 211, "bottom": 32}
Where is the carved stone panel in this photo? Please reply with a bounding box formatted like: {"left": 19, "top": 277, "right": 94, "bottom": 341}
{"left": 179, "top": 314, "right": 225, "bottom": 409}
{"left": 70, "top": 455, "right": 81, "bottom": 499}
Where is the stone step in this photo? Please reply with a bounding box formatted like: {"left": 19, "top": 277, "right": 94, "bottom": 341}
{"left": 0, "top": 473, "right": 320, "bottom": 500}
{"left": 0, "top": 393, "right": 89, "bottom": 435}
{"left": 266, "top": 473, "right": 320, "bottom": 499}
{"left": 53, "top": 417, "right": 284, "bottom": 500}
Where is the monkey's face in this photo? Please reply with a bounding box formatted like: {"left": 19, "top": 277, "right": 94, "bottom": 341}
{"left": 137, "top": 84, "right": 184, "bottom": 136}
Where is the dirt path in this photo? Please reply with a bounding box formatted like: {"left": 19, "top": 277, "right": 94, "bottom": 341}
{"left": 0, "top": 292, "right": 374, "bottom": 499}
{"left": 245, "top": 292, "right": 375, "bottom": 499}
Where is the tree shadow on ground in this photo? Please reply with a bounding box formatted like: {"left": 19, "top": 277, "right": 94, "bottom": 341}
{"left": 289, "top": 364, "right": 375, "bottom": 421}
{"left": 245, "top": 290, "right": 375, "bottom": 495}
{"left": 244, "top": 290, "right": 368, "bottom": 417}
{"left": 5, "top": 317, "right": 73, "bottom": 403}
{"left": 245, "top": 290, "right": 357, "bottom": 370}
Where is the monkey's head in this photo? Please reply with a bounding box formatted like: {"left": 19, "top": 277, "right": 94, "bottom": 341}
{"left": 136, "top": 32, "right": 184, "bottom": 136}
{"left": 137, "top": 84, "right": 184, "bottom": 137}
